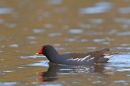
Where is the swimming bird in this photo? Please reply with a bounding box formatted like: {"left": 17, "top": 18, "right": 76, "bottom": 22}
{"left": 36, "top": 45, "right": 112, "bottom": 65}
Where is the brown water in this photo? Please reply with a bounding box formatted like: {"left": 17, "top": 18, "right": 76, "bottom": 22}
{"left": 0, "top": 0, "right": 130, "bottom": 86}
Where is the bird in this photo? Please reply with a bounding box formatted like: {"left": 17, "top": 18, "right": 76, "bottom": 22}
{"left": 36, "top": 45, "right": 112, "bottom": 65}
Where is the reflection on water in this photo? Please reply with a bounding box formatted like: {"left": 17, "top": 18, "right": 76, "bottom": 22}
{"left": 36, "top": 59, "right": 130, "bottom": 85}
{"left": 37, "top": 62, "right": 105, "bottom": 82}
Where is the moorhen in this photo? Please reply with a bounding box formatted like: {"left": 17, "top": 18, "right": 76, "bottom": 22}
{"left": 36, "top": 45, "right": 112, "bottom": 65}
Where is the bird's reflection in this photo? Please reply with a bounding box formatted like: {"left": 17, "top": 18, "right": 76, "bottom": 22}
{"left": 37, "top": 62, "right": 108, "bottom": 82}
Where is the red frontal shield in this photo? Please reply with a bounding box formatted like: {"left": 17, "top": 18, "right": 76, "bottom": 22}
{"left": 37, "top": 47, "right": 43, "bottom": 54}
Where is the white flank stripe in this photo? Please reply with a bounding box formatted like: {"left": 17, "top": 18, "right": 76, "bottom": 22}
{"left": 67, "top": 55, "right": 91, "bottom": 62}
{"left": 81, "top": 55, "right": 90, "bottom": 61}
{"left": 87, "top": 57, "right": 94, "bottom": 62}
{"left": 104, "top": 55, "right": 113, "bottom": 59}
{"left": 90, "top": 57, "right": 95, "bottom": 60}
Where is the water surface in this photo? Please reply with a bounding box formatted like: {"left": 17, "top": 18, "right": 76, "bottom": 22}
{"left": 0, "top": 0, "right": 130, "bottom": 86}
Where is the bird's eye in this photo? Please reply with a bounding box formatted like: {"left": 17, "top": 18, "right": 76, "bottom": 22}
{"left": 44, "top": 47, "right": 47, "bottom": 50}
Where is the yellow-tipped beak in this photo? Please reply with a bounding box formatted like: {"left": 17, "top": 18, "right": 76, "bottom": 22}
{"left": 36, "top": 53, "right": 38, "bottom": 55}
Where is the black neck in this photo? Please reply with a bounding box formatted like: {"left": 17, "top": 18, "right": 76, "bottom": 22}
{"left": 44, "top": 48, "right": 59, "bottom": 62}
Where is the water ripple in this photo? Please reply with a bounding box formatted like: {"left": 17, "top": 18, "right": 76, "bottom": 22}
{"left": 117, "top": 32, "right": 130, "bottom": 36}
{"left": 79, "top": 23, "right": 91, "bottom": 28}
{"left": 79, "top": 2, "right": 112, "bottom": 14}
{"left": 20, "top": 55, "right": 46, "bottom": 59}
{"left": 114, "top": 18, "right": 130, "bottom": 24}
{"left": 118, "top": 7, "right": 130, "bottom": 14}
{"left": 9, "top": 44, "right": 19, "bottom": 48}
{"left": 0, "top": 82, "right": 19, "bottom": 86}
{"left": 108, "top": 54, "right": 130, "bottom": 63}
{"left": 0, "top": 8, "right": 13, "bottom": 14}
{"left": 47, "top": 0, "right": 62, "bottom": 5}
{"left": 1, "top": 70, "right": 15, "bottom": 73}
{"left": 27, "top": 36, "right": 36, "bottom": 40}
{"left": 106, "top": 54, "right": 130, "bottom": 71}
{"left": 89, "top": 18, "right": 104, "bottom": 24}
{"left": 48, "top": 33, "right": 61, "bottom": 37}
{"left": 27, "top": 60, "right": 49, "bottom": 67}
{"left": 69, "top": 29, "right": 83, "bottom": 34}
{"left": 32, "top": 29, "right": 45, "bottom": 33}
